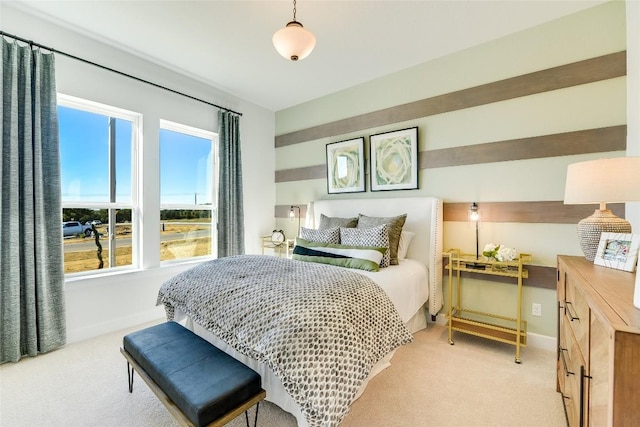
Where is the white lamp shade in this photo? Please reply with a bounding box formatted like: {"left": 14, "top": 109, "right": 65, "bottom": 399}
{"left": 273, "top": 21, "right": 316, "bottom": 61}
{"left": 564, "top": 156, "right": 640, "bottom": 261}
{"left": 564, "top": 157, "right": 640, "bottom": 206}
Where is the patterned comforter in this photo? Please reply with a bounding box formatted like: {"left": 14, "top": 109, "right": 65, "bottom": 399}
{"left": 157, "top": 255, "right": 413, "bottom": 427}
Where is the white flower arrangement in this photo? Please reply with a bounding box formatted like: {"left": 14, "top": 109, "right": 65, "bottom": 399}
{"left": 483, "top": 243, "right": 517, "bottom": 262}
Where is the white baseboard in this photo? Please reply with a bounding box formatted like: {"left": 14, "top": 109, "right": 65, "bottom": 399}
{"left": 66, "top": 307, "right": 166, "bottom": 344}
{"left": 432, "top": 313, "right": 556, "bottom": 351}
{"left": 526, "top": 332, "right": 556, "bottom": 352}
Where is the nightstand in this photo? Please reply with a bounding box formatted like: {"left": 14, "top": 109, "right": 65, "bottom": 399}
{"left": 443, "top": 249, "right": 531, "bottom": 363}
{"left": 261, "top": 236, "right": 294, "bottom": 258}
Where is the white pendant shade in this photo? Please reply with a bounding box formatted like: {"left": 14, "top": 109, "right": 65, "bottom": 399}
{"left": 273, "top": 21, "right": 316, "bottom": 61}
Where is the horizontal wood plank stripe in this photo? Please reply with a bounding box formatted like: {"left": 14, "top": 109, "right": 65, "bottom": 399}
{"left": 527, "top": 265, "right": 558, "bottom": 290}
{"left": 274, "top": 204, "right": 308, "bottom": 220}
{"left": 275, "top": 165, "right": 326, "bottom": 183}
{"left": 443, "top": 201, "right": 625, "bottom": 224}
{"left": 276, "top": 201, "right": 625, "bottom": 224}
{"left": 421, "top": 126, "right": 626, "bottom": 168}
{"left": 275, "top": 51, "right": 626, "bottom": 147}
{"left": 442, "top": 261, "right": 556, "bottom": 289}
{"left": 276, "top": 126, "right": 625, "bottom": 183}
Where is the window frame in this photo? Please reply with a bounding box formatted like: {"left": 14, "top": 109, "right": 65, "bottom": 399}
{"left": 58, "top": 93, "right": 142, "bottom": 278}
{"left": 159, "top": 119, "right": 219, "bottom": 263}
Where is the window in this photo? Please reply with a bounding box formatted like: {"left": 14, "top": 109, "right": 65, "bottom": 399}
{"left": 58, "top": 94, "right": 139, "bottom": 275}
{"left": 159, "top": 120, "right": 217, "bottom": 262}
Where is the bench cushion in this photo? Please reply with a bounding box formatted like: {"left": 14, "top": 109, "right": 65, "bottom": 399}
{"left": 123, "top": 322, "right": 262, "bottom": 427}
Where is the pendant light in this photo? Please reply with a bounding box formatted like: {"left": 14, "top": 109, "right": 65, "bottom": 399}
{"left": 272, "top": 0, "right": 316, "bottom": 61}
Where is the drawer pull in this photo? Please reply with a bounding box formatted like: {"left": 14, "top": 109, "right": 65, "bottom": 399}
{"left": 560, "top": 348, "right": 574, "bottom": 376}
{"left": 565, "top": 301, "right": 579, "bottom": 321}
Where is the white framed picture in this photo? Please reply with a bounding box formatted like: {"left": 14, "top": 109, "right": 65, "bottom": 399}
{"left": 593, "top": 232, "right": 640, "bottom": 272}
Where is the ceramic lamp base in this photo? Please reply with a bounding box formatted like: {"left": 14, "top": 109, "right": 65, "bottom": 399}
{"left": 577, "top": 209, "right": 631, "bottom": 262}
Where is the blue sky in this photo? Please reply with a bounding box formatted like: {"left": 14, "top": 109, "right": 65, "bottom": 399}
{"left": 59, "top": 106, "right": 213, "bottom": 205}
{"left": 159, "top": 128, "right": 213, "bottom": 205}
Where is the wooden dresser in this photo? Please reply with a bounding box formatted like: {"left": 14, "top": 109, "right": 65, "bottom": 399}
{"left": 557, "top": 255, "right": 640, "bottom": 427}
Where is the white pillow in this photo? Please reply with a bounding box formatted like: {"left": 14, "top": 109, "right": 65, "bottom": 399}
{"left": 397, "top": 231, "right": 416, "bottom": 260}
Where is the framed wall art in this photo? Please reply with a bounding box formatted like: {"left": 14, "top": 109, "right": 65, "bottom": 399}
{"left": 369, "top": 127, "right": 418, "bottom": 192}
{"left": 593, "top": 232, "right": 640, "bottom": 272}
{"left": 326, "top": 137, "right": 365, "bottom": 194}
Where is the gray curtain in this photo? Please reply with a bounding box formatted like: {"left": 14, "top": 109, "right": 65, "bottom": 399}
{"left": 217, "top": 110, "right": 245, "bottom": 257}
{"left": 1, "top": 39, "right": 66, "bottom": 363}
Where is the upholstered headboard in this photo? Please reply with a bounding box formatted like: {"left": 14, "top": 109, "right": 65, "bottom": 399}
{"left": 307, "top": 197, "right": 443, "bottom": 316}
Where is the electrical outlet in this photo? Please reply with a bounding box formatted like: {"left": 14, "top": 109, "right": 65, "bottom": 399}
{"left": 532, "top": 303, "right": 542, "bottom": 317}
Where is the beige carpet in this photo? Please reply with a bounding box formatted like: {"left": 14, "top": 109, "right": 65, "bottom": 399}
{"left": 0, "top": 320, "right": 565, "bottom": 427}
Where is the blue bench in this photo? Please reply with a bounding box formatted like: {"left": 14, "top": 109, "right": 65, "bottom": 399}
{"left": 121, "top": 322, "right": 265, "bottom": 427}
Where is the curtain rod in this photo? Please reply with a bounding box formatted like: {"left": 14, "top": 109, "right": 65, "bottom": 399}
{"left": 0, "top": 30, "right": 242, "bottom": 117}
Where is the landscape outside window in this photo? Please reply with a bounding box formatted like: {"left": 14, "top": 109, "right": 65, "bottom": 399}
{"left": 59, "top": 98, "right": 217, "bottom": 275}
{"left": 59, "top": 95, "right": 137, "bottom": 275}
{"left": 159, "top": 121, "right": 217, "bottom": 262}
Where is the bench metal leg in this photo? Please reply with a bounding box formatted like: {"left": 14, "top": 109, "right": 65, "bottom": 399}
{"left": 127, "top": 361, "right": 135, "bottom": 393}
{"left": 244, "top": 402, "right": 260, "bottom": 427}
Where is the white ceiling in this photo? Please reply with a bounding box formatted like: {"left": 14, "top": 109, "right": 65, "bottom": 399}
{"left": 8, "top": 0, "right": 606, "bottom": 112}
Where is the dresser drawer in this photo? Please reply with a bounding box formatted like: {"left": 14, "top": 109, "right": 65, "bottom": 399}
{"left": 588, "top": 315, "right": 610, "bottom": 427}
{"left": 559, "top": 318, "right": 585, "bottom": 427}
{"left": 564, "top": 275, "right": 590, "bottom": 359}
{"left": 557, "top": 256, "right": 640, "bottom": 427}
{"left": 557, "top": 266, "right": 566, "bottom": 303}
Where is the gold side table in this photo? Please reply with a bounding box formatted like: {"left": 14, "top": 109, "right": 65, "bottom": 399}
{"left": 261, "top": 236, "right": 294, "bottom": 258}
{"left": 443, "top": 248, "right": 531, "bottom": 363}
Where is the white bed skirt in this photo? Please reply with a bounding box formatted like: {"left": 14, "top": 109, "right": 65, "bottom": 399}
{"left": 174, "top": 306, "right": 428, "bottom": 427}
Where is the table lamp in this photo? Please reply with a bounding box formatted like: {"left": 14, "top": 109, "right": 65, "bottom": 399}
{"left": 467, "top": 202, "right": 486, "bottom": 269}
{"left": 289, "top": 205, "right": 301, "bottom": 237}
{"left": 469, "top": 202, "right": 480, "bottom": 260}
{"left": 563, "top": 157, "right": 640, "bottom": 261}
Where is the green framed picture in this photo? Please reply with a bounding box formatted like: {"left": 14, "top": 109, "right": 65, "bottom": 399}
{"left": 326, "top": 137, "right": 365, "bottom": 194}
{"left": 369, "top": 127, "right": 418, "bottom": 192}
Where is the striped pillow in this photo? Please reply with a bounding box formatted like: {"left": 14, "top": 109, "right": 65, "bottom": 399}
{"left": 292, "top": 238, "right": 387, "bottom": 272}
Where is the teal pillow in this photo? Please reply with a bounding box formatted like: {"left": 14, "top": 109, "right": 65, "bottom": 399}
{"left": 292, "top": 238, "right": 387, "bottom": 272}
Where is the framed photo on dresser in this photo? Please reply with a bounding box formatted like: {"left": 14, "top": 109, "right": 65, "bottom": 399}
{"left": 593, "top": 232, "right": 640, "bottom": 272}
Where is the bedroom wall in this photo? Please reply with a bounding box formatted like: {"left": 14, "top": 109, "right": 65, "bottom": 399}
{"left": 274, "top": 1, "right": 628, "bottom": 339}
{"left": 2, "top": 5, "right": 276, "bottom": 342}
{"left": 627, "top": 0, "right": 640, "bottom": 228}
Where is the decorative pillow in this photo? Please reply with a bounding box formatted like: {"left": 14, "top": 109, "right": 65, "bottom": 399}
{"left": 299, "top": 226, "right": 340, "bottom": 244}
{"left": 319, "top": 214, "right": 358, "bottom": 229}
{"left": 340, "top": 224, "right": 390, "bottom": 268}
{"left": 397, "top": 231, "right": 416, "bottom": 260}
{"left": 292, "top": 238, "right": 386, "bottom": 272}
{"left": 357, "top": 213, "right": 407, "bottom": 265}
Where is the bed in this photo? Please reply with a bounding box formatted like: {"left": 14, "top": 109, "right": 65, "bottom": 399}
{"left": 158, "top": 197, "right": 443, "bottom": 427}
